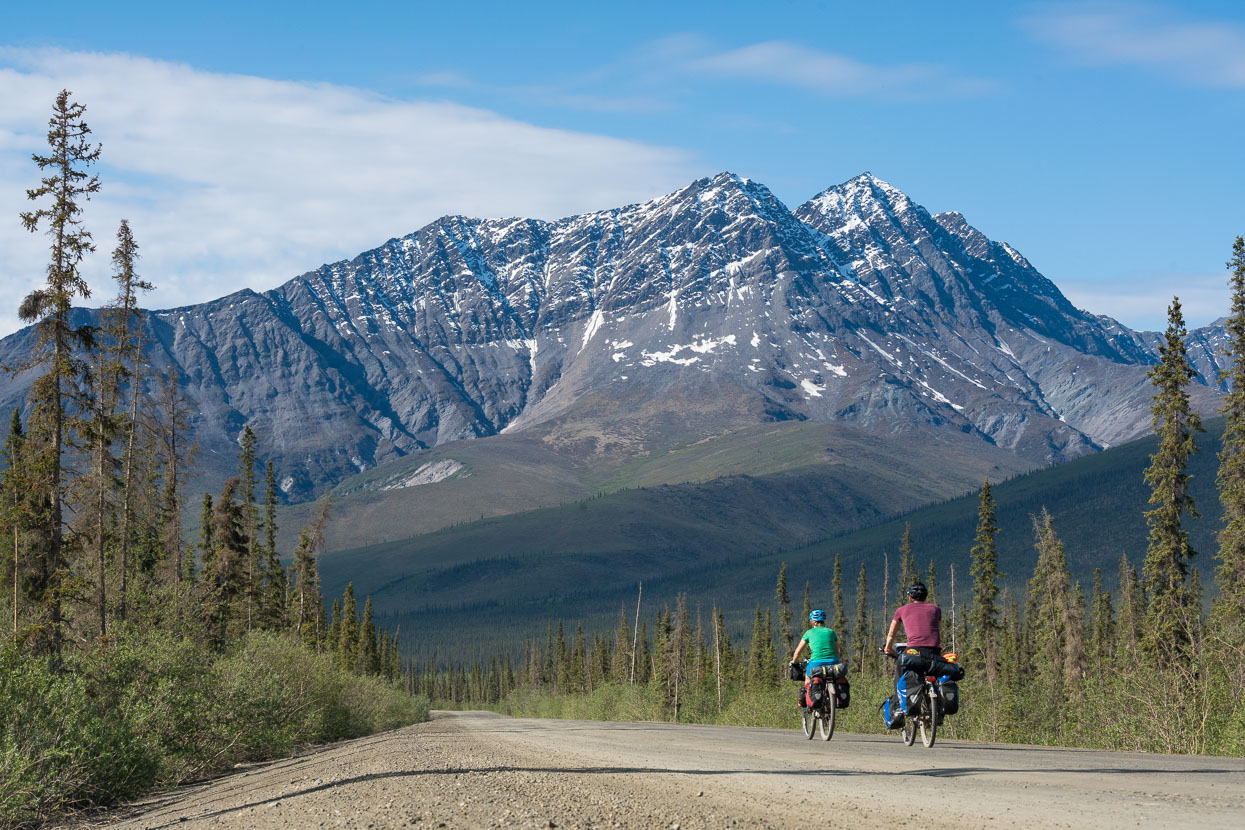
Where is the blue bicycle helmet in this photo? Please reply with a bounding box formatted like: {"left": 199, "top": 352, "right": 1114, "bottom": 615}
{"left": 809, "top": 609, "right": 826, "bottom": 622}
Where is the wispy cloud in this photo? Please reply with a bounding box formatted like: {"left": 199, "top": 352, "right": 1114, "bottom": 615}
{"left": 410, "top": 34, "right": 993, "bottom": 117}
{"left": 1062, "top": 271, "right": 1229, "bottom": 331}
{"left": 687, "top": 41, "right": 997, "bottom": 99}
{"left": 0, "top": 48, "right": 697, "bottom": 337}
{"left": 1022, "top": 2, "right": 1245, "bottom": 87}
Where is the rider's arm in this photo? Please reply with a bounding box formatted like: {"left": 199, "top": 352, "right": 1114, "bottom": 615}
{"left": 791, "top": 639, "right": 807, "bottom": 663}
{"left": 883, "top": 618, "right": 900, "bottom": 653}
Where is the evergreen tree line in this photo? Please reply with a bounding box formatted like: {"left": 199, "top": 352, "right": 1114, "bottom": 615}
{"left": 429, "top": 237, "right": 1245, "bottom": 756}
{"left": 0, "top": 90, "right": 404, "bottom": 684}
{"left": 0, "top": 91, "right": 425, "bottom": 825}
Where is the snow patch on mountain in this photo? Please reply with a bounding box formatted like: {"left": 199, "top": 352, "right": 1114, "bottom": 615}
{"left": 381, "top": 459, "right": 466, "bottom": 490}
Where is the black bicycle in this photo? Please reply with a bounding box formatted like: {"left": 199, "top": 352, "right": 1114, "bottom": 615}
{"left": 791, "top": 660, "right": 848, "bottom": 741}
{"left": 881, "top": 645, "right": 961, "bottom": 748}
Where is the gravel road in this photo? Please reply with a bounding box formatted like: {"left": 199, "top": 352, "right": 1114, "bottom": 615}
{"left": 77, "top": 710, "right": 1245, "bottom": 829}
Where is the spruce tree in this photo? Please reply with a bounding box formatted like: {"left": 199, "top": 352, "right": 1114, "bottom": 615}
{"left": 670, "top": 595, "right": 690, "bottom": 720}
{"left": 1, "top": 409, "right": 27, "bottom": 643}
{"left": 1116, "top": 553, "right": 1143, "bottom": 657}
{"left": 83, "top": 277, "right": 122, "bottom": 638}
{"left": 261, "top": 460, "right": 283, "bottom": 626}
{"left": 569, "top": 622, "right": 587, "bottom": 693}
{"left": 155, "top": 369, "right": 194, "bottom": 586}
{"left": 711, "top": 605, "right": 726, "bottom": 712}
{"left": 1214, "top": 235, "right": 1245, "bottom": 648}
{"left": 17, "top": 90, "right": 101, "bottom": 656}
{"left": 968, "top": 479, "right": 1002, "bottom": 678}
{"left": 611, "top": 604, "right": 631, "bottom": 681}
{"left": 898, "top": 523, "right": 916, "bottom": 606}
{"left": 649, "top": 610, "right": 670, "bottom": 695}
{"left": 775, "top": 563, "right": 793, "bottom": 651}
{"left": 1026, "top": 509, "right": 1085, "bottom": 727}
{"left": 554, "top": 619, "right": 568, "bottom": 690}
{"left": 1089, "top": 568, "right": 1115, "bottom": 667}
{"left": 204, "top": 478, "right": 248, "bottom": 648}
{"left": 358, "top": 596, "right": 378, "bottom": 674}
{"left": 747, "top": 605, "right": 765, "bottom": 688}
{"left": 338, "top": 583, "right": 358, "bottom": 669}
{"left": 1142, "top": 297, "right": 1203, "bottom": 660}
{"left": 197, "top": 492, "right": 214, "bottom": 579}
{"left": 801, "top": 580, "right": 811, "bottom": 625}
{"left": 238, "top": 426, "right": 259, "bottom": 630}
{"left": 635, "top": 622, "right": 651, "bottom": 684}
{"left": 761, "top": 609, "right": 777, "bottom": 688}
{"left": 108, "top": 220, "right": 151, "bottom": 624}
{"left": 853, "top": 562, "right": 869, "bottom": 674}
{"left": 291, "top": 498, "right": 330, "bottom": 642}
{"left": 831, "top": 552, "right": 847, "bottom": 651}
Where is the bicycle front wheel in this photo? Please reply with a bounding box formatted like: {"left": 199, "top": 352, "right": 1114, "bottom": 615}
{"left": 902, "top": 710, "right": 917, "bottom": 746}
{"left": 819, "top": 695, "right": 836, "bottom": 741}
{"left": 802, "top": 706, "right": 816, "bottom": 739}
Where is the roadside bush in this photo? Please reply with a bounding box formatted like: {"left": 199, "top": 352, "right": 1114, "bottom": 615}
{"left": 0, "top": 630, "right": 428, "bottom": 828}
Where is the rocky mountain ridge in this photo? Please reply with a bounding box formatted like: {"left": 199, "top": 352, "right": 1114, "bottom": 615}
{"left": 0, "top": 172, "right": 1225, "bottom": 500}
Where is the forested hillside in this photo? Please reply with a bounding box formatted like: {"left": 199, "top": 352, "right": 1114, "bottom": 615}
{"left": 321, "top": 414, "right": 1224, "bottom": 664}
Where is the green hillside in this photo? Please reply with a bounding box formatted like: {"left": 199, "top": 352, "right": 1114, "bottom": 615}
{"left": 287, "top": 418, "right": 1026, "bottom": 553}
{"left": 321, "top": 419, "right": 1227, "bottom": 665}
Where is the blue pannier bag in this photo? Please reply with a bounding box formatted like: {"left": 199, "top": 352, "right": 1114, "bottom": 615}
{"left": 882, "top": 694, "right": 904, "bottom": 729}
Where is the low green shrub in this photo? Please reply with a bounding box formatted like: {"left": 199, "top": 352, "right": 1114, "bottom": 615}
{"left": 0, "top": 630, "right": 429, "bottom": 828}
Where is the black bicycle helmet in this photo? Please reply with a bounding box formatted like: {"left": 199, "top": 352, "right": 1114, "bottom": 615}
{"left": 907, "top": 582, "right": 928, "bottom": 601}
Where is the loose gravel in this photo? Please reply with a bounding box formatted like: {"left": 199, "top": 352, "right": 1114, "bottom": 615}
{"left": 69, "top": 710, "right": 1245, "bottom": 829}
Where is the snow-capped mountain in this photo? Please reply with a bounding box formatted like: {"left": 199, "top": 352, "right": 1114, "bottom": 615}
{"left": 0, "top": 172, "right": 1225, "bottom": 500}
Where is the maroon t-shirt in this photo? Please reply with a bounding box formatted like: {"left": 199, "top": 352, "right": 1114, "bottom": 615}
{"left": 893, "top": 602, "right": 942, "bottom": 648}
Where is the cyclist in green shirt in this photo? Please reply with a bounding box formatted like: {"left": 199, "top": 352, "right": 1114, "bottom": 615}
{"left": 790, "top": 610, "right": 839, "bottom": 707}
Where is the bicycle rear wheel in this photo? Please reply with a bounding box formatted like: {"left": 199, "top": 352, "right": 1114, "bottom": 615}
{"left": 802, "top": 706, "right": 816, "bottom": 739}
{"left": 920, "top": 685, "right": 938, "bottom": 747}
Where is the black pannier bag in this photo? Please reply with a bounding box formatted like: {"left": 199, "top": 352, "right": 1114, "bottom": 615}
{"left": 939, "top": 679, "right": 959, "bottom": 715}
{"left": 897, "top": 651, "right": 965, "bottom": 682}
{"left": 897, "top": 651, "right": 931, "bottom": 674}
{"left": 789, "top": 661, "right": 806, "bottom": 681}
{"left": 897, "top": 670, "right": 923, "bottom": 712}
{"left": 929, "top": 656, "right": 964, "bottom": 681}
{"left": 810, "top": 662, "right": 848, "bottom": 681}
{"left": 835, "top": 678, "right": 850, "bottom": 709}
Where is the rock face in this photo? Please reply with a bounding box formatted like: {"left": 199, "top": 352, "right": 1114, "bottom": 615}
{"left": 0, "top": 173, "right": 1225, "bottom": 500}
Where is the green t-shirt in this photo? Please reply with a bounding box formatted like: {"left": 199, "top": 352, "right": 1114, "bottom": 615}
{"left": 801, "top": 626, "right": 838, "bottom": 661}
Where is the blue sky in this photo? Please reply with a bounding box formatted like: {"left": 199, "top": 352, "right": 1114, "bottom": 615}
{"left": 1, "top": 0, "right": 1242, "bottom": 336}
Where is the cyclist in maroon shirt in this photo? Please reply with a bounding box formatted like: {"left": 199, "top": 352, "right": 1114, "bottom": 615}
{"left": 884, "top": 582, "right": 942, "bottom": 664}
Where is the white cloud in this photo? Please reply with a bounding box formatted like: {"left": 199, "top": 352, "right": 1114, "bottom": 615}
{"left": 0, "top": 48, "right": 696, "bottom": 337}
{"left": 1022, "top": 2, "right": 1245, "bottom": 86}
{"left": 1062, "top": 271, "right": 1230, "bottom": 332}
{"left": 688, "top": 41, "right": 996, "bottom": 98}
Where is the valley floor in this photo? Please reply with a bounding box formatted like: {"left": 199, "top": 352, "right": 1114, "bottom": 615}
{"left": 73, "top": 711, "right": 1245, "bottom": 829}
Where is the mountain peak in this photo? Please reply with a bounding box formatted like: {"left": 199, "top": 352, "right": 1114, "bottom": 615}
{"left": 802, "top": 172, "right": 915, "bottom": 223}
